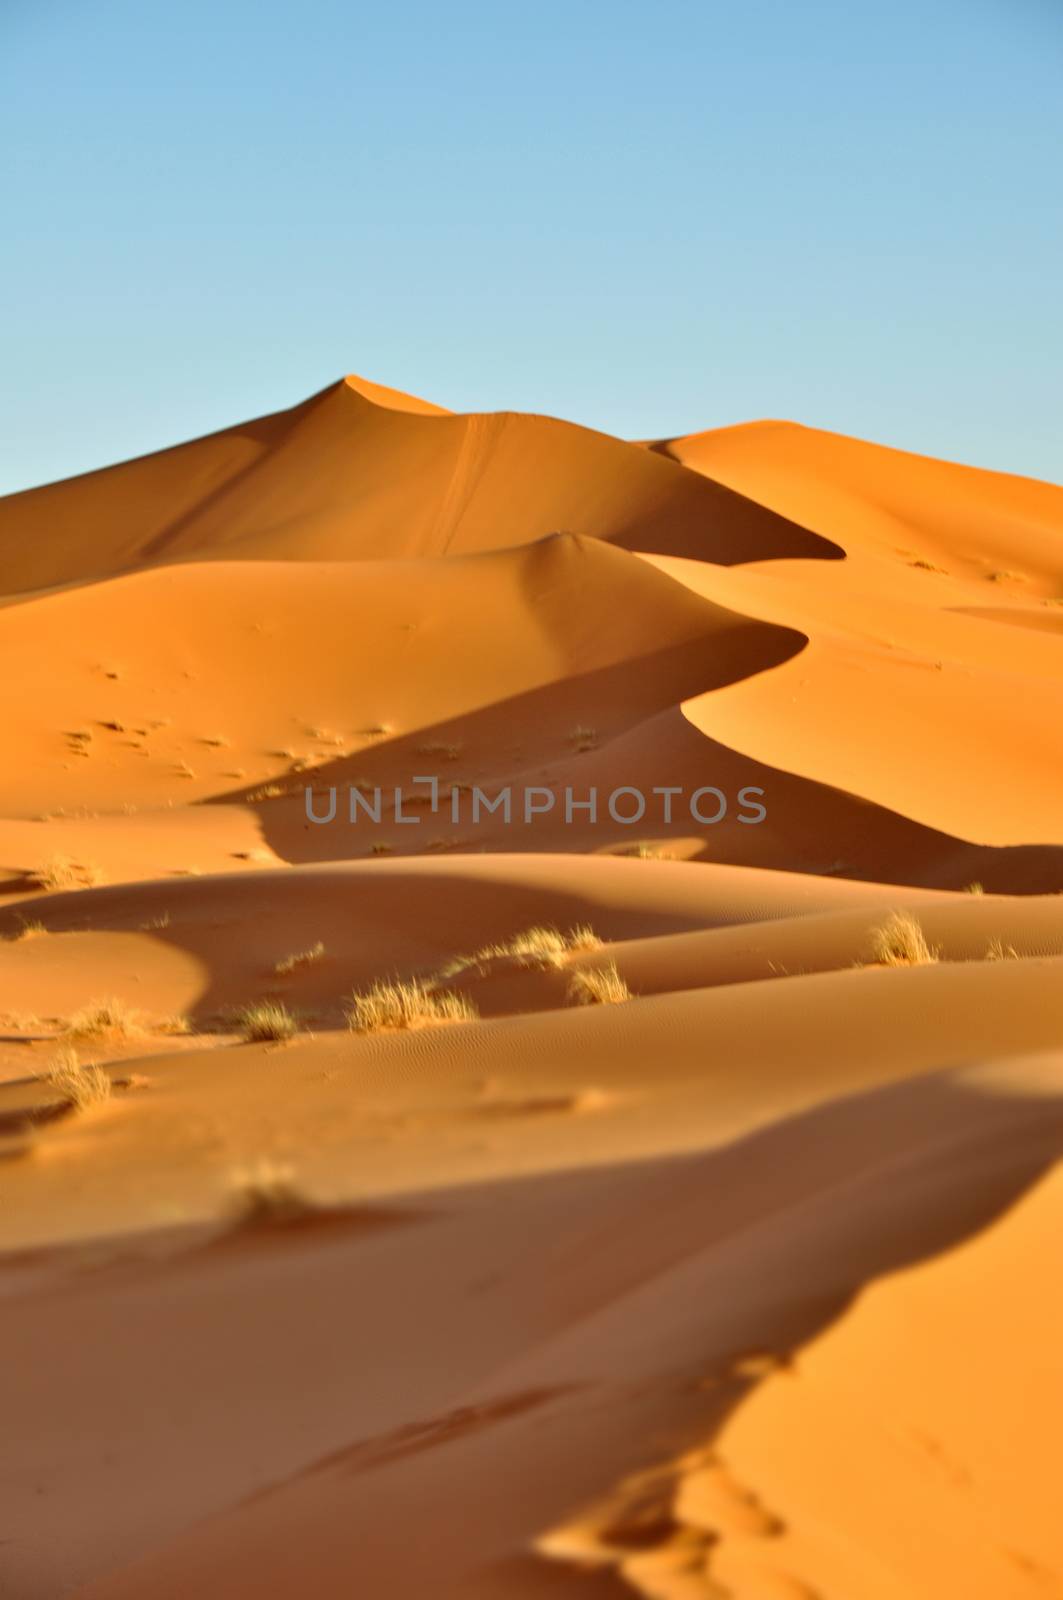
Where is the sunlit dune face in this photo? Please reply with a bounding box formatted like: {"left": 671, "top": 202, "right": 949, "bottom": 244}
{"left": 1, "top": 377, "right": 1062, "bottom": 1600}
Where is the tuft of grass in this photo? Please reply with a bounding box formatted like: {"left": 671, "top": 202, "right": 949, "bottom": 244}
{"left": 40, "top": 1044, "right": 112, "bottom": 1112}
{"left": 156, "top": 1013, "right": 192, "bottom": 1035}
{"left": 8, "top": 918, "right": 47, "bottom": 941}
{"left": 909, "top": 558, "right": 947, "bottom": 573}
{"left": 567, "top": 963, "right": 632, "bottom": 1006}
{"left": 235, "top": 1002, "right": 299, "bottom": 1043}
{"left": 274, "top": 941, "right": 326, "bottom": 975}
{"left": 436, "top": 923, "right": 602, "bottom": 981}
{"left": 346, "top": 978, "right": 478, "bottom": 1034}
{"left": 31, "top": 855, "right": 102, "bottom": 892}
{"left": 508, "top": 926, "right": 571, "bottom": 964}
{"left": 867, "top": 912, "right": 939, "bottom": 968}
{"left": 618, "top": 842, "right": 674, "bottom": 860}
{"left": 63, "top": 997, "right": 145, "bottom": 1040}
{"left": 417, "top": 740, "right": 462, "bottom": 760}
{"left": 986, "top": 939, "right": 1020, "bottom": 961}
{"left": 963, "top": 882, "right": 985, "bottom": 895}
{"left": 227, "top": 1158, "right": 315, "bottom": 1227}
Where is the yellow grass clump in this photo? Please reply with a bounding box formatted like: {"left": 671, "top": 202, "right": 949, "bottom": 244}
{"left": 274, "top": 941, "right": 326, "bottom": 975}
{"left": 228, "top": 1159, "right": 315, "bottom": 1226}
{"left": 235, "top": 1002, "right": 299, "bottom": 1042}
{"left": 867, "top": 912, "right": 939, "bottom": 968}
{"left": 40, "top": 1045, "right": 112, "bottom": 1112}
{"left": 567, "top": 963, "right": 632, "bottom": 1006}
{"left": 31, "top": 855, "right": 102, "bottom": 892}
{"left": 347, "top": 978, "right": 477, "bottom": 1034}
{"left": 63, "top": 997, "right": 145, "bottom": 1040}
{"left": 437, "top": 924, "right": 601, "bottom": 981}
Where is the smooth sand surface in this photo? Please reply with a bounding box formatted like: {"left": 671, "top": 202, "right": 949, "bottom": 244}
{"left": 2, "top": 376, "right": 1062, "bottom": 1599}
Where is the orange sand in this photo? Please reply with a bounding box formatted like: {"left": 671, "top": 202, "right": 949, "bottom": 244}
{"left": 1, "top": 377, "right": 1062, "bottom": 1599}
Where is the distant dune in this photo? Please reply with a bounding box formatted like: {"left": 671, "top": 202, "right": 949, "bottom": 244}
{"left": 2, "top": 376, "right": 1062, "bottom": 1600}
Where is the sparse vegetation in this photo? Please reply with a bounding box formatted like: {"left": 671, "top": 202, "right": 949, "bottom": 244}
{"left": 618, "top": 842, "right": 675, "bottom": 860}
{"left": 31, "top": 855, "right": 102, "bottom": 892}
{"left": 417, "top": 740, "right": 462, "bottom": 760}
{"left": 986, "top": 939, "right": 1020, "bottom": 961}
{"left": 40, "top": 1045, "right": 112, "bottom": 1112}
{"left": 866, "top": 912, "right": 939, "bottom": 968}
{"left": 274, "top": 941, "right": 326, "bottom": 975}
{"left": 235, "top": 1001, "right": 299, "bottom": 1042}
{"left": 909, "top": 558, "right": 947, "bottom": 573}
{"left": 436, "top": 923, "right": 602, "bottom": 981}
{"left": 346, "top": 978, "right": 478, "bottom": 1034}
{"left": 963, "top": 882, "right": 985, "bottom": 895}
{"left": 156, "top": 1013, "right": 192, "bottom": 1035}
{"left": 227, "top": 1158, "right": 315, "bottom": 1226}
{"left": 8, "top": 918, "right": 47, "bottom": 941}
{"left": 63, "top": 997, "right": 145, "bottom": 1040}
{"left": 567, "top": 963, "right": 632, "bottom": 1006}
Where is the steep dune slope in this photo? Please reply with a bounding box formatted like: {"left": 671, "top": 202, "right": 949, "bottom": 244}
{"left": 652, "top": 418, "right": 1063, "bottom": 589}
{"left": 0, "top": 533, "right": 799, "bottom": 817}
{"left": 2, "top": 377, "right": 1063, "bottom": 1600}
{"left": 0, "top": 379, "right": 836, "bottom": 596}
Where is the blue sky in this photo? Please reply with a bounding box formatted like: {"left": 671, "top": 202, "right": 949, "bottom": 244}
{"left": 1, "top": 0, "right": 1061, "bottom": 495}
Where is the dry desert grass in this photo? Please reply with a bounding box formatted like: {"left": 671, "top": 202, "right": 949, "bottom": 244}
{"left": 567, "top": 962, "right": 632, "bottom": 1006}
{"left": 63, "top": 997, "right": 145, "bottom": 1040}
{"left": 227, "top": 1159, "right": 315, "bottom": 1227}
{"left": 39, "top": 1044, "right": 112, "bottom": 1112}
{"left": 31, "top": 854, "right": 102, "bottom": 891}
{"left": 866, "top": 912, "right": 940, "bottom": 968}
{"left": 273, "top": 941, "right": 326, "bottom": 974}
{"left": 436, "top": 923, "right": 601, "bottom": 981}
{"left": 346, "top": 978, "right": 478, "bottom": 1033}
{"left": 235, "top": 1002, "right": 300, "bottom": 1042}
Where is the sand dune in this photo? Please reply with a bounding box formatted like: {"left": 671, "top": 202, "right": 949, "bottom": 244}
{"left": 0, "top": 378, "right": 836, "bottom": 596}
{"left": 651, "top": 418, "right": 1063, "bottom": 590}
{"left": 1, "top": 376, "right": 1062, "bottom": 1599}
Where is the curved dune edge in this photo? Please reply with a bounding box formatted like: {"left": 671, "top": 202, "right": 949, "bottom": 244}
{"left": 0, "top": 379, "right": 1062, "bottom": 1600}
{"left": 4, "top": 1020, "right": 1061, "bottom": 1596}
{"left": 648, "top": 418, "right": 1063, "bottom": 584}
{"left": 0, "top": 379, "right": 839, "bottom": 595}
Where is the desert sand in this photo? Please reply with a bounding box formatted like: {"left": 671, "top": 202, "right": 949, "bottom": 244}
{"left": 1, "top": 375, "right": 1062, "bottom": 1599}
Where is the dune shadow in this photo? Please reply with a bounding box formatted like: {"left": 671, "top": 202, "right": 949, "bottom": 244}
{"left": 170, "top": 1067, "right": 1063, "bottom": 1568}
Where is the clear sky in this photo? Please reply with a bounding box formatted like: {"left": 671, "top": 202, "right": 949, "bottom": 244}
{"left": 2, "top": 0, "right": 1061, "bottom": 496}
